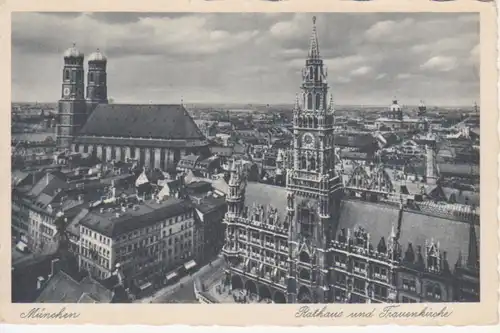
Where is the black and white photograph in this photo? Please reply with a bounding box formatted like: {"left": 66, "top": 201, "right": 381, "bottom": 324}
{"left": 11, "top": 12, "right": 481, "bottom": 306}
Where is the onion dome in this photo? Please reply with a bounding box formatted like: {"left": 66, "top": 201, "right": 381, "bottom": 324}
{"left": 88, "top": 48, "right": 107, "bottom": 62}
{"left": 418, "top": 100, "right": 426, "bottom": 110}
{"left": 63, "top": 43, "right": 84, "bottom": 59}
{"left": 390, "top": 98, "right": 401, "bottom": 112}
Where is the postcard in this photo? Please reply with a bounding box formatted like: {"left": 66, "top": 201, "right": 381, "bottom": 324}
{"left": 0, "top": 0, "right": 498, "bottom": 327}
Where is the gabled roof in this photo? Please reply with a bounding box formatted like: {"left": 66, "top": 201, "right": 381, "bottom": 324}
{"left": 78, "top": 104, "right": 205, "bottom": 141}
{"left": 36, "top": 271, "right": 113, "bottom": 303}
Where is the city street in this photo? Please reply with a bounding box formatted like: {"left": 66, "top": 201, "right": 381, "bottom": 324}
{"left": 138, "top": 256, "right": 225, "bottom": 303}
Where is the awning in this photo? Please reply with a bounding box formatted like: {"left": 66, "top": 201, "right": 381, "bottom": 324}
{"left": 184, "top": 260, "right": 197, "bottom": 270}
{"left": 16, "top": 241, "right": 28, "bottom": 252}
{"left": 166, "top": 272, "right": 178, "bottom": 280}
{"left": 139, "top": 282, "right": 152, "bottom": 290}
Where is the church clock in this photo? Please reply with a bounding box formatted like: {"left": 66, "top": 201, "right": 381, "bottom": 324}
{"left": 302, "top": 133, "right": 315, "bottom": 148}
{"left": 63, "top": 87, "right": 70, "bottom": 97}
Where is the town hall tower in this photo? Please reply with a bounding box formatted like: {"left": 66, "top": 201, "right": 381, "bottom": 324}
{"left": 286, "top": 16, "right": 344, "bottom": 303}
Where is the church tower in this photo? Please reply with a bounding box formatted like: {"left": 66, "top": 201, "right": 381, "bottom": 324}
{"left": 56, "top": 44, "right": 87, "bottom": 149}
{"left": 86, "top": 48, "right": 108, "bottom": 112}
{"left": 286, "top": 16, "right": 343, "bottom": 304}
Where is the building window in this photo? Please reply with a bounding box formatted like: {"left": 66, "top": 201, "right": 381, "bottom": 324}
{"left": 64, "top": 70, "right": 69, "bottom": 80}
{"left": 315, "top": 93, "right": 321, "bottom": 110}
{"left": 353, "top": 278, "right": 365, "bottom": 293}
{"left": 402, "top": 279, "right": 416, "bottom": 292}
{"left": 307, "top": 93, "right": 313, "bottom": 110}
{"left": 402, "top": 296, "right": 417, "bottom": 303}
{"left": 89, "top": 72, "right": 94, "bottom": 83}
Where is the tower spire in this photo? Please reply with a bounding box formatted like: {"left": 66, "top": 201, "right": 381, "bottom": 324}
{"left": 308, "top": 16, "right": 320, "bottom": 59}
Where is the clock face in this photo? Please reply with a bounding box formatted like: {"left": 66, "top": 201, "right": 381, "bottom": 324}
{"left": 63, "top": 87, "right": 70, "bottom": 97}
{"left": 302, "top": 133, "right": 314, "bottom": 147}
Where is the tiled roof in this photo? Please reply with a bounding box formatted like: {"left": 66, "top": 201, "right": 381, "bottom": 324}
{"left": 36, "top": 271, "right": 113, "bottom": 303}
{"left": 398, "top": 209, "right": 478, "bottom": 270}
{"left": 78, "top": 104, "right": 206, "bottom": 141}
{"left": 337, "top": 200, "right": 400, "bottom": 248}
{"left": 244, "top": 182, "right": 288, "bottom": 223}
{"left": 336, "top": 200, "right": 477, "bottom": 273}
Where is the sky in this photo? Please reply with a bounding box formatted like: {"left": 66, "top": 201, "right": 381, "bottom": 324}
{"left": 12, "top": 12, "right": 479, "bottom": 106}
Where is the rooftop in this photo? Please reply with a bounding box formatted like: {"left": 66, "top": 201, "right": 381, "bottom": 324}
{"left": 78, "top": 104, "right": 206, "bottom": 142}
{"left": 80, "top": 197, "right": 193, "bottom": 237}
{"left": 36, "top": 271, "right": 113, "bottom": 303}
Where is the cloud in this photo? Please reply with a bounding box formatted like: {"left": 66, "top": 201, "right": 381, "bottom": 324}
{"left": 397, "top": 73, "right": 413, "bottom": 80}
{"left": 350, "top": 66, "right": 372, "bottom": 77}
{"left": 11, "top": 12, "right": 480, "bottom": 106}
{"left": 12, "top": 13, "right": 260, "bottom": 58}
{"left": 420, "top": 56, "right": 458, "bottom": 72}
{"left": 364, "top": 18, "right": 414, "bottom": 42}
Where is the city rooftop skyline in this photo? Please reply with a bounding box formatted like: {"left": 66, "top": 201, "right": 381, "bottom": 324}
{"left": 12, "top": 12, "right": 479, "bottom": 106}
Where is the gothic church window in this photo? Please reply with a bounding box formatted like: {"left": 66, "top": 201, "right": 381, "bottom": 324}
{"left": 89, "top": 72, "right": 95, "bottom": 83}
{"left": 64, "top": 70, "right": 70, "bottom": 80}
{"left": 307, "top": 93, "right": 313, "bottom": 110}
{"left": 315, "top": 93, "right": 320, "bottom": 110}
{"left": 309, "top": 67, "right": 314, "bottom": 80}
{"left": 309, "top": 156, "right": 316, "bottom": 171}
{"left": 299, "top": 269, "right": 311, "bottom": 281}
{"left": 299, "top": 251, "right": 310, "bottom": 263}
{"left": 300, "top": 155, "right": 307, "bottom": 169}
{"left": 315, "top": 66, "right": 319, "bottom": 81}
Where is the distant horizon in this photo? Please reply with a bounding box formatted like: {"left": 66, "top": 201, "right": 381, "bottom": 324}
{"left": 11, "top": 100, "right": 480, "bottom": 109}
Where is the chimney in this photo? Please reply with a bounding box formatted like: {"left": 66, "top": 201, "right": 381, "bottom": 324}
{"left": 50, "top": 258, "right": 61, "bottom": 277}
{"left": 36, "top": 276, "right": 45, "bottom": 290}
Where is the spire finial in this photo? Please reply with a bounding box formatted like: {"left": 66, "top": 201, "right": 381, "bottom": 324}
{"left": 308, "top": 16, "right": 320, "bottom": 58}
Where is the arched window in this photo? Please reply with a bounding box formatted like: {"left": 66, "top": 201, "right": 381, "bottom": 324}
{"left": 309, "top": 67, "right": 314, "bottom": 80}
{"left": 299, "top": 269, "right": 311, "bottom": 281}
{"left": 309, "top": 156, "right": 316, "bottom": 170}
{"left": 434, "top": 286, "right": 442, "bottom": 300}
{"left": 315, "top": 93, "right": 321, "bottom": 110}
{"left": 300, "top": 156, "right": 307, "bottom": 169}
{"left": 307, "top": 93, "right": 313, "bottom": 110}
{"left": 64, "top": 70, "right": 70, "bottom": 80}
{"left": 89, "top": 72, "right": 95, "bottom": 83}
{"left": 299, "top": 251, "right": 310, "bottom": 263}
{"left": 313, "top": 117, "right": 318, "bottom": 128}
{"left": 315, "top": 66, "right": 319, "bottom": 81}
